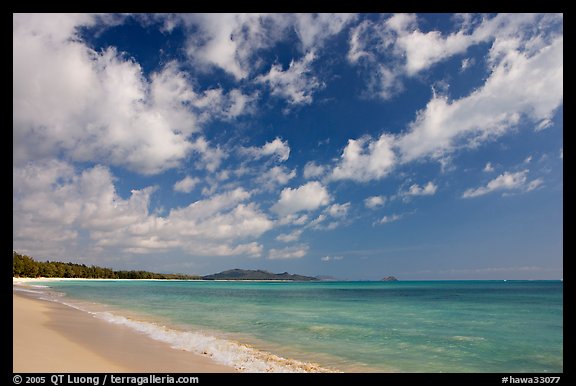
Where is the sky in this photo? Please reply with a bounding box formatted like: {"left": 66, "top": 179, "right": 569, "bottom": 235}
{"left": 13, "top": 13, "right": 563, "bottom": 280}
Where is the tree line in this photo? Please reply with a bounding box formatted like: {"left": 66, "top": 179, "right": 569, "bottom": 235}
{"left": 12, "top": 252, "right": 200, "bottom": 280}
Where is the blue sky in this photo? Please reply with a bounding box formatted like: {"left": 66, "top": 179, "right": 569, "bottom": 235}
{"left": 13, "top": 13, "right": 563, "bottom": 279}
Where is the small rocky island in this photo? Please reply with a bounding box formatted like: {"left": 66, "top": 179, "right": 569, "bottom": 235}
{"left": 381, "top": 276, "right": 398, "bottom": 281}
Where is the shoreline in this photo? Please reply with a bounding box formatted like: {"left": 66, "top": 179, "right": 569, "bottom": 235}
{"left": 13, "top": 290, "right": 236, "bottom": 373}
{"left": 13, "top": 279, "right": 342, "bottom": 373}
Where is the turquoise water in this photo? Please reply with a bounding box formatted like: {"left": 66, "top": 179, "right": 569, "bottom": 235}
{"left": 23, "top": 280, "right": 563, "bottom": 372}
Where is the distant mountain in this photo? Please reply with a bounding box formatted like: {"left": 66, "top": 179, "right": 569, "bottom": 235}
{"left": 202, "top": 269, "right": 318, "bottom": 281}
{"left": 381, "top": 276, "right": 398, "bottom": 281}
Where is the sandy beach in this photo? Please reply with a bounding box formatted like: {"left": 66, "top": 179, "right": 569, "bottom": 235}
{"left": 13, "top": 289, "right": 236, "bottom": 373}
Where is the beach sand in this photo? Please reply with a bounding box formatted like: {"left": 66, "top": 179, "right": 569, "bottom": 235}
{"left": 13, "top": 291, "right": 236, "bottom": 373}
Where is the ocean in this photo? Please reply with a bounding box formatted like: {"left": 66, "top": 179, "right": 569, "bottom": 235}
{"left": 16, "top": 280, "right": 563, "bottom": 373}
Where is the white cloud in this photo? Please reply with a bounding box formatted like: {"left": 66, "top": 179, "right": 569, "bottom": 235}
{"left": 189, "top": 137, "right": 226, "bottom": 173}
{"left": 483, "top": 162, "right": 494, "bottom": 172}
{"left": 13, "top": 160, "right": 154, "bottom": 257}
{"left": 379, "top": 214, "right": 402, "bottom": 224}
{"left": 220, "top": 88, "right": 259, "bottom": 119}
{"left": 13, "top": 15, "right": 254, "bottom": 175}
{"left": 347, "top": 19, "right": 404, "bottom": 99}
{"left": 174, "top": 176, "right": 200, "bottom": 193}
{"left": 342, "top": 14, "right": 562, "bottom": 176}
{"left": 268, "top": 245, "right": 309, "bottom": 260}
{"left": 13, "top": 160, "right": 273, "bottom": 258}
{"left": 257, "top": 166, "right": 296, "bottom": 190}
{"left": 174, "top": 13, "right": 354, "bottom": 81}
{"left": 303, "top": 161, "right": 326, "bottom": 179}
{"left": 460, "top": 57, "right": 474, "bottom": 72}
{"left": 397, "top": 33, "right": 563, "bottom": 162}
{"left": 321, "top": 255, "right": 343, "bottom": 262}
{"left": 524, "top": 155, "right": 533, "bottom": 164}
{"left": 241, "top": 137, "right": 291, "bottom": 162}
{"left": 392, "top": 17, "right": 477, "bottom": 76}
{"left": 347, "top": 13, "right": 476, "bottom": 99}
{"left": 348, "top": 13, "right": 562, "bottom": 109}
{"left": 327, "top": 202, "right": 351, "bottom": 218}
{"left": 347, "top": 19, "right": 376, "bottom": 64}
{"left": 277, "top": 214, "right": 310, "bottom": 227}
{"left": 178, "top": 13, "right": 282, "bottom": 80}
{"left": 462, "top": 170, "right": 542, "bottom": 198}
{"left": 331, "top": 134, "right": 396, "bottom": 182}
{"left": 292, "top": 13, "right": 357, "bottom": 51}
{"left": 276, "top": 229, "right": 303, "bottom": 243}
{"left": 256, "top": 51, "right": 324, "bottom": 105}
{"left": 365, "top": 196, "right": 386, "bottom": 209}
{"left": 272, "top": 181, "right": 331, "bottom": 216}
{"left": 535, "top": 118, "right": 553, "bottom": 131}
{"left": 526, "top": 179, "right": 544, "bottom": 192}
{"left": 404, "top": 182, "right": 437, "bottom": 197}
{"left": 306, "top": 203, "right": 351, "bottom": 231}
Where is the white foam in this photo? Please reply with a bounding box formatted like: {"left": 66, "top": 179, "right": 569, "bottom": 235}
{"left": 92, "top": 311, "right": 336, "bottom": 372}
{"left": 19, "top": 286, "right": 337, "bottom": 373}
{"left": 13, "top": 286, "right": 44, "bottom": 295}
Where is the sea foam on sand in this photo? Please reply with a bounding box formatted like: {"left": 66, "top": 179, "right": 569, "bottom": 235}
{"left": 13, "top": 279, "right": 336, "bottom": 373}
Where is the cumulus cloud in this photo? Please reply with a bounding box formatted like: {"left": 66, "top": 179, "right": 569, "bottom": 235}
{"left": 174, "top": 176, "right": 200, "bottom": 193}
{"left": 256, "top": 51, "right": 324, "bottom": 106}
{"left": 483, "top": 162, "right": 495, "bottom": 172}
{"left": 276, "top": 229, "right": 303, "bottom": 243}
{"left": 176, "top": 13, "right": 280, "bottom": 80}
{"left": 189, "top": 137, "right": 227, "bottom": 173}
{"left": 13, "top": 14, "right": 255, "bottom": 175}
{"left": 304, "top": 202, "right": 351, "bottom": 231}
{"left": 303, "top": 161, "right": 326, "bottom": 179}
{"left": 272, "top": 181, "right": 331, "bottom": 216}
{"left": 379, "top": 214, "right": 402, "bottom": 224}
{"left": 334, "top": 14, "right": 562, "bottom": 186}
{"left": 460, "top": 57, "right": 474, "bottom": 72}
{"left": 13, "top": 161, "right": 273, "bottom": 258}
{"left": 347, "top": 19, "right": 404, "bottom": 99}
{"left": 241, "top": 137, "right": 291, "bottom": 162}
{"left": 172, "top": 13, "right": 354, "bottom": 80}
{"left": 389, "top": 14, "right": 477, "bottom": 76}
{"left": 403, "top": 182, "right": 437, "bottom": 197}
{"left": 365, "top": 196, "right": 386, "bottom": 209}
{"left": 256, "top": 166, "right": 296, "bottom": 190}
{"left": 327, "top": 202, "right": 351, "bottom": 218}
{"left": 462, "top": 170, "right": 543, "bottom": 198}
{"left": 331, "top": 134, "right": 396, "bottom": 182}
{"left": 159, "top": 13, "right": 355, "bottom": 107}
{"left": 13, "top": 160, "right": 155, "bottom": 257}
{"left": 268, "top": 244, "right": 309, "bottom": 260}
{"left": 396, "top": 32, "right": 563, "bottom": 162}
{"left": 321, "top": 255, "right": 343, "bottom": 262}
{"left": 292, "top": 13, "right": 357, "bottom": 51}
{"left": 348, "top": 13, "right": 562, "bottom": 107}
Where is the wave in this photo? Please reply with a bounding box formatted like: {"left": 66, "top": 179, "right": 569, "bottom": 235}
{"left": 94, "top": 311, "right": 336, "bottom": 372}
{"left": 16, "top": 284, "right": 337, "bottom": 373}
{"left": 13, "top": 286, "right": 45, "bottom": 295}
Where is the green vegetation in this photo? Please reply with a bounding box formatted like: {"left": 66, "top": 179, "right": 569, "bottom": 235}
{"left": 12, "top": 252, "right": 200, "bottom": 280}
{"left": 13, "top": 252, "right": 319, "bottom": 281}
